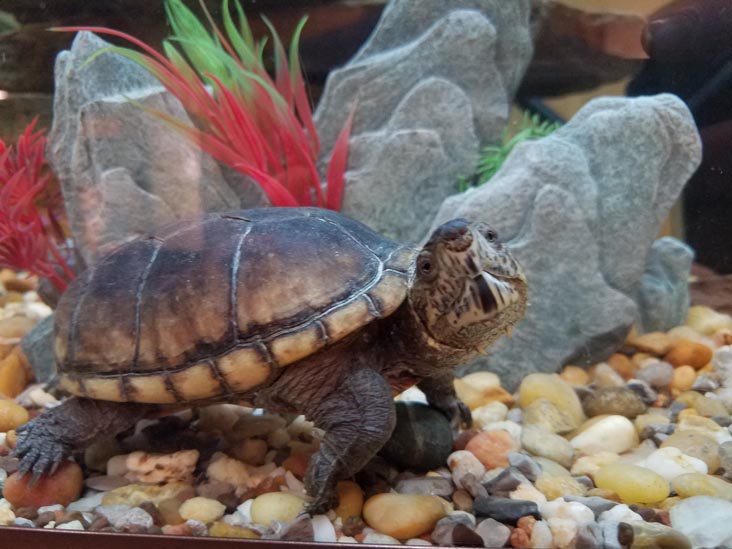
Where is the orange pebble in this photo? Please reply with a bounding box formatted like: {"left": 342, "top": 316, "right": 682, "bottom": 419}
{"left": 559, "top": 366, "right": 589, "bottom": 386}
{"left": 465, "top": 430, "right": 518, "bottom": 469}
{"left": 3, "top": 461, "right": 83, "bottom": 507}
{"left": 664, "top": 340, "right": 713, "bottom": 370}
{"left": 516, "top": 515, "right": 536, "bottom": 535}
{"left": 282, "top": 451, "right": 312, "bottom": 479}
{"left": 670, "top": 365, "right": 697, "bottom": 394}
{"left": 0, "top": 350, "right": 32, "bottom": 398}
{"left": 510, "top": 526, "right": 531, "bottom": 548}
{"left": 606, "top": 354, "right": 636, "bottom": 379}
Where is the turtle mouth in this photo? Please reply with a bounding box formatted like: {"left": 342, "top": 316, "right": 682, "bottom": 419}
{"left": 473, "top": 269, "right": 525, "bottom": 314}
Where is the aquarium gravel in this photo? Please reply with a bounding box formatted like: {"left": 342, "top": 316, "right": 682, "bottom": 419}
{"left": 2, "top": 272, "right": 732, "bottom": 547}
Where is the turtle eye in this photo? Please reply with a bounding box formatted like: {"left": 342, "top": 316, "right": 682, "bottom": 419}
{"left": 484, "top": 228, "right": 498, "bottom": 242}
{"left": 417, "top": 253, "right": 437, "bottom": 280}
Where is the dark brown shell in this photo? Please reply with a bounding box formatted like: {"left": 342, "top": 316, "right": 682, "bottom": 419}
{"left": 54, "top": 208, "right": 416, "bottom": 403}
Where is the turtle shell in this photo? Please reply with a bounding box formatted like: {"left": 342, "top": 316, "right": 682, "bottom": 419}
{"left": 55, "top": 208, "right": 416, "bottom": 404}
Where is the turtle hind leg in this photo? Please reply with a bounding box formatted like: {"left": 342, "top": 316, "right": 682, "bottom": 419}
{"left": 14, "top": 397, "right": 152, "bottom": 480}
{"left": 303, "top": 367, "right": 396, "bottom": 514}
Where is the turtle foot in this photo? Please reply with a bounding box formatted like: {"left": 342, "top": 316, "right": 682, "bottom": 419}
{"left": 14, "top": 419, "right": 73, "bottom": 481}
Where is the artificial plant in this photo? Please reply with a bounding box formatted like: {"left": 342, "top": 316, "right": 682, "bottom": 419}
{"left": 0, "top": 120, "right": 74, "bottom": 291}
{"left": 59, "top": 0, "right": 353, "bottom": 210}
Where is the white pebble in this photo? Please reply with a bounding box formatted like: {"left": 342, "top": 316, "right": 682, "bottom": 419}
{"left": 471, "top": 401, "right": 508, "bottom": 428}
{"left": 338, "top": 536, "right": 358, "bottom": 543}
{"left": 236, "top": 499, "right": 254, "bottom": 523}
{"left": 570, "top": 416, "right": 638, "bottom": 455}
{"left": 38, "top": 504, "right": 65, "bottom": 514}
{"left": 0, "top": 499, "right": 11, "bottom": 509}
{"left": 13, "top": 518, "right": 34, "bottom": 527}
{"left": 0, "top": 506, "right": 15, "bottom": 526}
{"left": 312, "top": 514, "right": 336, "bottom": 543}
{"left": 598, "top": 504, "right": 643, "bottom": 525}
{"left": 397, "top": 386, "right": 428, "bottom": 404}
{"left": 56, "top": 520, "right": 85, "bottom": 530}
{"left": 43, "top": 521, "right": 57, "bottom": 529}
{"left": 482, "top": 420, "right": 522, "bottom": 443}
{"left": 362, "top": 532, "right": 402, "bottom": 544}
{"left": 539, "top": 500, "right": 594, "bottom": 525}
{"left": 405, "top": 539, "right": 433, "bottom": 545}
{"left": 510, "top": 483, "right": 547, "bottom": 504}
{"left": 284, "top": 470, "right": 306, "bottom": 496}
{"left": 447, "top": 451, "right": 486, "bottom": 489}
{"left": 531, "top": 520, "right": 554, "bottom": 548}
{"left": 641, "top": 447, "right": 708, "bottom": 481}
{"left": 67, "top": 492, "right": 105, "bottom": 513}
{"left": 547, "top": 517, "right": 578, "bottom": 549}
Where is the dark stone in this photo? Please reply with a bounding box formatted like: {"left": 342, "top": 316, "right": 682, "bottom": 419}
{"left": 482, "top": 467, "right": 529, "bottom": 496}
{"left": 379, "top": 401, "right": 453, "bottom": 471}
{"left": 20, "top": 315, "right": 55, "bottom": 383}
{"left": 275, "top": 515, "right": 315, "bottom": 542}
{"left": 576, "top": 521, "right": 603, "bottom": 549}
{"left": 432, "top": 516, "right": 483, "bottom": 547}
{"left": 564, "top": 495, "right": 617, "bottom": 518}
{"left": 395, "top": 476, "right": 454, "bottom": 497}
{"left": 472, "top": 496, "right": 540, "bottom": 524}
{"left": 507, "top": 452, "right": 541, "bottom": 482}
{"left": 137, "top": 502, "right": 164, "bottom": 527}
{"left": 582, "top": 387, "right": 647, "bottom": 419}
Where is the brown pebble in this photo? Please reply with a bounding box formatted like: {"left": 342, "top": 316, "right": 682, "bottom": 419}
{"left": 453, "top": 429, "right": 480, "bottom": 451}
{"left": 452, "top": 489, "right": 473, "bottom": 512}
{"left": 3, "top": 461, "right": 83, "bottom": 508}
{"left": 4, "top": 430, "right": 16, "bottom": 449}
{"left": 510, "top": 526, "right": 531, "bottom": 548}
{"left": 282, "top": 451, "right": 312, "bottom": 479}
{"left": 157, "top": 497, "right": 185, "bottom": 526}
{"left": 341, "top": 516, "right": 366, "bottom": 537}
{"left": 606, "top": 353, "right": 636, "bottom": 379}
{"left": 665, "top": 340, "right": 713, "bottom": 370}
{"left": 88, "top": 516, "right": 111, "bottom": 531}
{"left": 35, "top": 511, "right": 56, "bottom": 528}
{"left": 253, "top": 475, "right": 287, "bottom": 496}
{"left": 138, "top": 501, "right": 165, "bottom": 526}
{"left": 559, "top": 366, "right": 590, "bottom": 386}
{"left": 14, "top": 506, "right": 38, "bottom": 520}
{"left": 516, "top": 515, "right": 536, "bottom": 536}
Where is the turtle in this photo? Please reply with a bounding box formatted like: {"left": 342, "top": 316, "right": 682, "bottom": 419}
{"left": 14, "top": 207, "right": 527, "bottom": 513}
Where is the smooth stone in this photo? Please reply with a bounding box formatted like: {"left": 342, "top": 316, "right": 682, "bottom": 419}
{"left": 521, "top": 425, "right": 574, "bottom": 468}
{"left": 380, "top": 402, "right": 453, "bottom": 471}
{"left": 720, "top": 441, "right": 732, "bottom": 479}
{"left": 533, "top": 457, "right": 572, "bottom": 478}
{"left": 641, "top": 447, "right": 708, "bottom": 482}
{"left": 583, "top": 387, "right": 647, "bottom": 419}
{"left": 482, "top": 467, "right": 529, "bottom": 496}
{"left": 669, "top": 496, "right": 732, "bottom": 548}
{"left": 564, "top": 495, "right": 617, "bottom": 518}
{"left": 209, "top": 521, "right": 259, "bottom": 539}
{"left": 472, "top": 496, "right": 540, "bottom": 524}
{"left": 534, "top": 475, "right": 586, "bottom": 501}
{"left": 522, "top": 398, "right": 577, "bottom": 434}
{"left": 471, "top": 401, "right": 508, "bottom": 429}
{"left": 465, "top": 430, "right": 519, "bottom": 470}
{"left": 518, "top": 374, "right": 585, "bottom": 428}
{"left": 560, "top": 365, "right": 591, "bottom": 386}
{"left": 431, "top": 516, "right": 483, "bottom": 546}
{"left": 664, "top": 340, "right": 713, "bottom": 369}
{"left": 539, "top": 499, "right": 594, "bottom": 525}
{"left": 636, "top": 360, "right": 675, "bottom": 389}
{"left": 531, "top": 520, "right": 554, "bottom": 549}
{"left": 475, "top": 517, "right": 511, "bottom": 548}
{"left": 687, "top": 307, "right": 732, "bottom": 336}
{"left": 250, "top": 492, "right": 306, "bottom": 526}
{"left": 507, "top": 453, "right": 542, "bottom": 482}
{"left": 594, "top": 463, "right": 669, "bottom": 505}
{"left": 672, "top": 472, "right": 732, "bottom": 499}
{"left": 671, "top": 430, "right": 724, "bottom": 467}
{"left": 0, "top": 399, "right": 28, "bottom": 431}
{"left": 3, "top": 461, "right": 83, "bottom": 508}
{"left": 447, "top": 450, "right": 486, "bottom": 490}
{"left": 592, "top": 363, "right": 626, "bottom": 388}
{"left": 628, "top": 331, "right": 673, "bottom": 355}
{"left": 178, "top": 497, "right": 226, "bottom": 524}
{"left": 362, "top": 493, "right": 447, "bottom": 540}
{"left": 576, "top": 521, "right": 603, "bottom": 549}
{"left": 630, "top": 520, "right": 691, "bottom": 549}
{"left": 361, "top": 532, "right": 401, "bottom": 544}
{"left": 56, "top": 520, "right": 85, "bottom": 531}
{"left": 509, "top": 483, "right": 548, "bottom": 505}
{"left": 96, "top": 504, "right": 154, "bottom": 531}
{"left": 601, "top": 520, "right": 623, "bottom": 549}
{"left": 453, "top": 372, "right": 510, "bottom": 410}
{"left": 670, "top": 366, "right": 697, "bottom": 393}
{"left": 395, "top": 476, "right": 453, "bottom": 498}
{"left": 334, "top": 481, "right": 364, "bottom": 521}
{"left": 598, "top": 504, "right": 643, "bottom": 525}
{"left": 67, "top": 491, "right": 106, "bottom": 513}
{"left": 570, "top": 415, "right": 639, "bottom": 455}
{"left": 101, "top": 482, "right": 194, "bottom": 506}
{"left": 312, "top": 514, "right": 337, "bottom": 543}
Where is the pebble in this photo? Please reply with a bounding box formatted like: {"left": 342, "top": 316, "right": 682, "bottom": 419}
{"left": 582, "top": 387, "right": 647, "bottom": 419}
{"left": 522, "top": 398, "right": 577, "bottom": 434}
{"left": 598, "top": 503, "right": 643, "bottom": 524}
{"left": 686, "top": 306, "right": 732, "bottom": 335}
{"left": 0, "top": 505, "right": 15, "bottom": 525}
{"left": 178, "top": 496, "right": 226, "bottom": 524}
{"left": 464, "top": 430, "right": 518, "bottom": 469}
{"left": 206, "top": 453, "right": 252, "bottom": 492}
{"left": 101, "top": 482, "right": 194, "bottom": 506}
{"left": 472, "top": 496, "right": 540, "bottom": 524}
{"left": 670, "top": 366, "right": 697, "bottom": 393}
{"left": 0, "top": 399, "right": 28, "bottom": 431}
{"left": 312, "top": 514, "right": 337, "bottom": 543}
{"left": 636, "top": 360, "right": 675, "bottom": 389}
{"left": 534, "top": 475, "right": 586, "bottom": 500}
{"left": 629, "top": 520, "right": 691, "bottom": 549}
{"left": 209, "top": 521, "right": 259, "bottom": 538}
{"left": 559, "top": 365, "right": 590, "bottom": 386}
{"left": 521, "top": 425, "right": 574, "bottom": 468}
{"left": 672, "top": 472, "right": 732, "bottom": 499}
{"left": 475, "top": 517, "right": 510, "bottom": 548}
{"left": 594, "top": 463, "right": 669, "bottom": 505}
{"left": 3, "top": 461, "right": 83, "bottom": 508}
{"left": 509, "top": 482, "right": 547, "bottom": 504}
{"left": 669, "top": 495, "right": 732, "bottom": 548}
{"left": 334, "top": 480, "right": 364, "bottom": 520}
{"left": 361, "top": 531, "right": 401, "bottom": 544}
{"left": 665, "top": 340, "right": 713, "bottom": 369}
{"left": 362, "top": 493, "right": 446, "bottom": 540}
{"left": 570, "top": 415, "right": 638, "bottom": 455}
{"left": 125, "top": 449, "right": 199, "bottom": 484}
{"left": 518, "top": 373, "right": 585, "bottom": 428}
{"left": 592, "top": 363, "right": 626, "bottom": 388}
{"left": 571, "top": 452, "right": 619, "bottom": 477}
{"left": 625, "top": 379, "right": 659, "bottom": 405}
{"left": 0, "top": 354, "right": 29, "bottom": 399}
{"left": 67, "top": 491, "right": 106, "bottom": 513}
{"left": 96, "top": 504, "right": 154, "bottom": 531}
{"left": 676, "top": 390, "right": 729, "bottom": 418}
{"left": 507, "top": 452, "right": 542, "bottom": 482}
{"left": 471, "top": 401, "right": 508, "bottom": 428}
{"left": 250, "top": 492, "right": 306, "bottom": 526}
{"left": 662, "top": 431, "right": 718, "bottom": 473}
{"left": 531, "top": 519, "right": 554, "bottom": 548}
{"left": 446, "top": 451, "right": 486, "bottom": 490}
{"left": 641, "top": 447, "right": 708, "bottom": 481}
{"left": 56, "top": 519, "right": 85, "bottom": 530}
{"left": 454, "top": 371, "right": 512, "bottom": 409}
{"left": 380, "top": 402, "right": 453, "bottom": 470}
{"left": 431, "top": 516, "right": 482, "bottom": 546}
{"left": 576, "top": 521, "right": 603, "bottom": 548}
{"left": 395, "top": 476, "right": 453, "bottom": 498}
{"left": 564, "top": 495, "right": 617, "bottom": 517}
{"left": 720, "top": 441, "right": 732, "bottom": 478}
{"left": 606, "top": 353, "right": 636, "bottom": 380}
{"left": 627, "top": 331, "right": 673, "bottom": 355}
{"left": 483, "top": 467, "right": 528, "bottom": 495}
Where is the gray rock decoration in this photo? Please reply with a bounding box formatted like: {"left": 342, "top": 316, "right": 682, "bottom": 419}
{"left": 314, "top": 0, "right": 533, "bottom": 243}
{"left": 431, "top": 94, "right": 702, "bottom": 390}
{"left": 47, "top": 31, "right": 266, "bottom": 267}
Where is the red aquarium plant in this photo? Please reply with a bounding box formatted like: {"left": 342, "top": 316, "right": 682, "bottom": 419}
{"left": 58, "top": 0, "right": 354, "bottom": 210}
{"left": 0, "top": 119, "right": 74, "bottom": 292}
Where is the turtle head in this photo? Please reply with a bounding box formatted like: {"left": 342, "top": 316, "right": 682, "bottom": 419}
{"left": 409, "top": 218, "right": 527, "bottom": 352}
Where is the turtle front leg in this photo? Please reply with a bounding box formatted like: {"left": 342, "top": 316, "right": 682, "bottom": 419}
{"left": 14, "top": 397, "right": 152, "bottom": 479}
{"left": 418, "top": 373, "right": 472, "bottom": 430}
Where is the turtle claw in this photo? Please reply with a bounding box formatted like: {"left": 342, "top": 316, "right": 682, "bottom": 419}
{"left": 13, "top": 417, "right": 72, "bottom": 481}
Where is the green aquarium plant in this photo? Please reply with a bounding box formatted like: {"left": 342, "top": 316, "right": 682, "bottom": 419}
{"left": 458, "top": 112, "right": 560, "bottom": 191}
{"left": 0, "top": 120, "right": 74, "bottom": 291}
{"left": 58, "top": 0, "right": 353, "bottom": 210}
